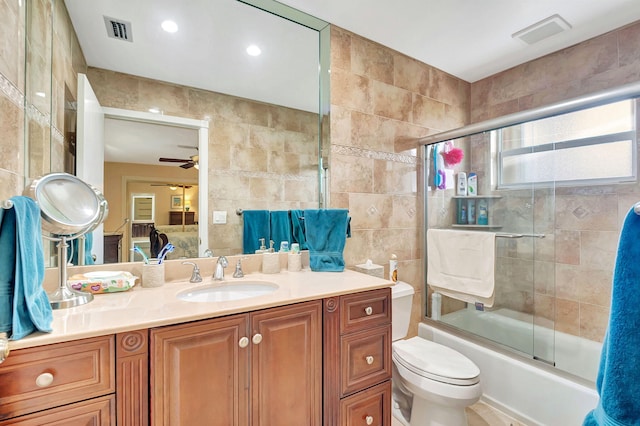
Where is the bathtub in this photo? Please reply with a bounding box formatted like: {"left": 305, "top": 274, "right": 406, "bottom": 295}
{"left": 440, "top": 307, "right": 602, "bottom": 383}
{"left": 419, "top": 321, "right": 600, "bottom": 426}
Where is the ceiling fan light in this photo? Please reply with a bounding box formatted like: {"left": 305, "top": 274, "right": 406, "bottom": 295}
{"left": 194, "top": 163, "right": 199, "bottom": 170}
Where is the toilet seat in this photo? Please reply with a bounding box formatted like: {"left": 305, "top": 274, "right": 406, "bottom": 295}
{"left": 393, "top": 337, "right": 480, "bottom": 386}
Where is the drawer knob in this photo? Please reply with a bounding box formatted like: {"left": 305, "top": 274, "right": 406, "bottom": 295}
{"left": 365, "top": 415, "right": 374, "bottom": 425}
{"left": 365, "top": 355, "right": 374, "bottom": 365}
{"left": 239, "top": 337, "right": 249, "bottom": 348}
{"left": 36, "top": 372, "right": 54, "bottom": 388}
{"left": 252, "top": 333, "right": 263, "bottom": 344}
{"left": 364, "top": 306, "right": 373, "bottom": 316}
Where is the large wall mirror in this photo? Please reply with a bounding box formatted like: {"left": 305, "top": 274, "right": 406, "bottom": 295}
{"left": 25, "top": 0, "right": 330, "bottom": 266}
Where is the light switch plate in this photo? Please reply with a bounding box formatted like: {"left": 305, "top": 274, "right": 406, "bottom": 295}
{"left": 213, "top": 210, "right": 227, "bottom": 224}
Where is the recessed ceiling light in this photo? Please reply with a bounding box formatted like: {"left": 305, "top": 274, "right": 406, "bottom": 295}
{"left": 35, "top": 91, "right": 46, "bottom": 98}
{"left": 246, "top": 45, "right": 261, "bottom": 56}
{"left": 148, "top": 107, "right": 161, "bottom": 114}
{"left": 161, "top": 20, "right": 178, "bottom": 33}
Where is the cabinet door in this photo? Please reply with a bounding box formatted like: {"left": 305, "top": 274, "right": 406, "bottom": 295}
{"left": 151, "top": 315, "right": 249, "bottom": 426}
{"left": 250, "top": 301, "right": 322, "bottom": 426}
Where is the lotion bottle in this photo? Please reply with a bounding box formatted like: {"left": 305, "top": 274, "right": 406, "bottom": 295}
{"left": 389, "top": 254, "right": 398, "bottom": 282}
{"left": 456, "top": 172, "right": 467, "bottom": 196}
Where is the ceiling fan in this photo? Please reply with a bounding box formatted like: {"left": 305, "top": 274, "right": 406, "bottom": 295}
{"left": 159, "top": 145, "right": 199, "bottom": 169}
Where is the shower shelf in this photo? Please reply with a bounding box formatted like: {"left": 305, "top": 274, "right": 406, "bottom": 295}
{"left": 452, "top": 195, "right": 502, "bottom": 228}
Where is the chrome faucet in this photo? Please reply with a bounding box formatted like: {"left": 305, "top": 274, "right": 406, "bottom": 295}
{"left": 214, "top": 256, "right": 228, "bottom": 281}
{"left": 182, "top": 261, "right": 202, "bottom": 283}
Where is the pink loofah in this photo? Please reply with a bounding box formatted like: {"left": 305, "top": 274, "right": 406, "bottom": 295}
{"left": 441, "top": 147, "right": 464, "bottom": 166}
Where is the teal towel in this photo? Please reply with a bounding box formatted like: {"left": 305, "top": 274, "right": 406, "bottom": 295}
{"left": 584, "top": 206, "right": 640, "bottom": 425}
{"left": 290, "top": 210, "right": 307, "bottom": 250}
{"left": 243, "top": 210, "right": 270, "bottom": 254}
{"left": 270, "top": 211, "right": 291, "bottom": 252}
{"left": 304, "top": 209, "right": 350, "bottom": 272}
{"left": 0, "top": 196, "right": 52, "bottom": 340}
{"left": 69, "top": 232, "right": 94, "bottom": 265}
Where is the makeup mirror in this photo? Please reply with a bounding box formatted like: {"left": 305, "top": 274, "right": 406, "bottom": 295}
{"left": 25, "top": 173, "right": 109, "bottom": 308}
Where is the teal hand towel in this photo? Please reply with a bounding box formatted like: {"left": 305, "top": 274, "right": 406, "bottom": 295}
{"left": 304, "top": 209, "right": 350, "bottom": 272}
{"left": 290, "top": 210, "right": 307, "bottom": 250}
{"left": 270, "top": 211, "right": 291, "bottom": 252}
{"left": 0, "top": 196, "right": 52, "bottom": 340}
{"left": 242, "top": 210, "right": 270, "bottom": 254}
{"left": 69, "top": 232, "right": 94, "bottom": 265}
{"left": 584, "top": 206, "right": 640, "bottom": 425}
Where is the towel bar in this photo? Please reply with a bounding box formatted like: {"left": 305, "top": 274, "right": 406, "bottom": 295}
{"left": 1, "top": 199, "right": 13, "bottom": 209}
{"left": 496, "top": 233, "right": 545, "bottom": 239}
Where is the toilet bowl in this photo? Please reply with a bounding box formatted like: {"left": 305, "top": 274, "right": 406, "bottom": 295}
{"left": 391, "top": 282, "right": 482, "bottom": 426}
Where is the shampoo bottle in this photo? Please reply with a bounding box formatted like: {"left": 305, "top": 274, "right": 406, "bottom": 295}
{"left": 457, "top": 199, "right": 468, "bottom": 224}
{"left": 477, "top": 199, "right": 488, "bottom": 225}
{"left": 467, "top": 198, "right": 476, "bottom": 224}
{"left": 467, "top": 173, "right": 478, "bottom": 196}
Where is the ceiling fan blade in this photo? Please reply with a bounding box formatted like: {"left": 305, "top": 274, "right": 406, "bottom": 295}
{"left": 159, "top": 157, "right": 191, "bottom": 163}
{"left": 178, "top": 145, "right": 198, "bottom": 150}
{"left": 180, "top": 162, "right": 195, "bottom": 169}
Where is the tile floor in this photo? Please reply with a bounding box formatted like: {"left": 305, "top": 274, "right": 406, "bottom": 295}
{"left": 391, "top": 401, "right": 528, "bottom": 426}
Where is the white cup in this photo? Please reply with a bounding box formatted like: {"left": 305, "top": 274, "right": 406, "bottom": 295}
{"left": 288, "top": 253, "right": 302, "bottom": 272}
{"left": 142, "top": 259, "right": 165, "bottom": 288}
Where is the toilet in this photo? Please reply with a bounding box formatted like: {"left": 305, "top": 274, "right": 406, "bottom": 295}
{"left": 391, "top": 282, "right": 482, "bottom": 426}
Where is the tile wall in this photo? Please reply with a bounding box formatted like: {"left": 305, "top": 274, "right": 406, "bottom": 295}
{"left": 328, "top": 27, "right": 470, "bottom": 336}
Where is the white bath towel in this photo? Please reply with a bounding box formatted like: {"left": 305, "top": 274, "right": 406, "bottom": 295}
{"left": 427, "top": 229, "right": 495, "bottom": 307}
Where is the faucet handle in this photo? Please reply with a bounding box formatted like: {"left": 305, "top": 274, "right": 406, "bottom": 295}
{"left": 233, "top": 259, "right": 244, "bottom": 278}
{"left": 182, "top": 261, "right": 203, "bottom": 283}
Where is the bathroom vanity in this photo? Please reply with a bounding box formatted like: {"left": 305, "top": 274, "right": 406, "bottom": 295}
{"left": 0, "top": 268, "right": 392, "bottom": 425}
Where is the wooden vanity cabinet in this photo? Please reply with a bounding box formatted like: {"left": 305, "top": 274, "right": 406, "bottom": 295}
{"left": 324, "top": 288, "right": 392, "bottom": 426}
{"left": 150, "top": 300, "right": 322, "bottom": 426}
{"left": 0, "top": 335, "right": 115, "bottom": 424}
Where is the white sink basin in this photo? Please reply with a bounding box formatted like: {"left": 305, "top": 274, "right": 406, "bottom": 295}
{"left": 177, "top": 281, "right": 278, "bottom": 303}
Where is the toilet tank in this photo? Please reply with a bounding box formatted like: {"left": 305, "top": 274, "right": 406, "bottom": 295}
{"left": 391, "top": 281, "right": 414, "bottom": 341}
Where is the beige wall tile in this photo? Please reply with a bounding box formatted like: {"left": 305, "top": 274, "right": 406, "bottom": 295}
{"left": 371, "top": 79, "right": 412, "bottom": 122}
{"left": 580, "top": 303, "right": 609, "bottom": 342}
{"left": 619, "top": 21, "right": 640, "bottom": 68}
{"left": 330, "top": 153, "right": 374, "bottom": 193}
{"left": 580, "top": 230, "right": 619, "bottom": 270}
{"left": 0, "top": 0, "right": 25, "bottom": 87}
{"left": 555, "top": 298, "right": 580, "bottom": 335}
{"left": 351, "top": 36, "right": 394, "bottom": 85}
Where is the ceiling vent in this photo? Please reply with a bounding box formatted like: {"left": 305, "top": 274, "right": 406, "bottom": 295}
{"left": 512, "top": 14, "right": 571, "bottom": 45}
{"left": 104, "top": 16, "right": 133, "bottom": 42}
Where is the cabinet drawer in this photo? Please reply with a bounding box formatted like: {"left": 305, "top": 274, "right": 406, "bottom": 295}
{"left": 341, "top": 325, "right": 391, "bottom": 396}
{"left": 0, "top": 395, "right": 114, "bottom": 425}
{"left": 340, "top": 381, "right": 391, "bottom": 426}
{"left": 0, "top": 336, "right": 115, "bottom": 420}
{"left": 340, "top": 288, "right": 390, "bottom": 334}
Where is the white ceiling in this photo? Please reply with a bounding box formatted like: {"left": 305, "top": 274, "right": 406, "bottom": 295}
{"left": 277, "top": 0, "right": 640, "bottom": 82}
{"left": 65, "top": 0, "right": 640, "bottom": 165}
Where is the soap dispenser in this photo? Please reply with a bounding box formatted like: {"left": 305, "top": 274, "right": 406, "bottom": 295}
{"left": 255, "top": 238, "right": 268, "bottom": 254}
{"left": 262, "top": 240, "right": 280, "bottom": 274}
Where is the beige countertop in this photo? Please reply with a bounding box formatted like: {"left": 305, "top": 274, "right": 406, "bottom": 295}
{"left": 9, "top": 268, "right": 392, "bottom": 351}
